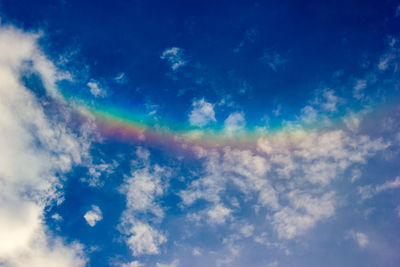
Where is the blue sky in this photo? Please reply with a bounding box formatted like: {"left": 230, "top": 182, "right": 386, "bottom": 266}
{"left": 0, "top": 0, "right": 400, "bottom": 266}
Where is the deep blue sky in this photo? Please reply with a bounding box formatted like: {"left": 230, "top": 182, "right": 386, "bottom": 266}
{"left": 0, "top": 1, "right": 400, "bottom": 267}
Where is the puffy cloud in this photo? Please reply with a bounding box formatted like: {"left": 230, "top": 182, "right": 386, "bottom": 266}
{"left": 119, "top": 148, "right": 171, "bottom": 219}
{"left": 160, "top": 47, "right": 186, "bottom": 71}
{"left": 300, "top": 105, "right": 318, "bottom": 124}
{"left": 224, "top": 112, "right": 246, "bottom": 135}
{"left": 207, "top": 204, "right": 233, "bottom": 225}
{"left": 84, "top": 205, "right": 103, "bottom": 227}
{"left": 257, "top": 129, "right": 389, "bottom": 185}
{"left": 125, "top": 221, "right": 167, "bottom": 256}
{"left": 318, "top": 89, "right": 340, "bottom": 112}
{"left": 189, "top": 98, "right": 216, "bottom": 127}
{"left": 271, "top": 191, "right": 335, "bottom": 239}
{"left": 238, "top": 223, "right": 254, "bottom": 238}
{"left": 181, "top": 120, "right": 388, "bottom": 241}
{"left": 347, "top": 231, "right": 369, "bottom": 248}
{"left": 87, "top": 79, "right": 106, "bottom": 97}
{"left": 119, "top": 148, "right": 171, "bottom": 256}
{"left": 0, "top": 24, "right": 89, "bottom": 266}
{"left": 180, "top": 147, "right": 278, "bottom": 211}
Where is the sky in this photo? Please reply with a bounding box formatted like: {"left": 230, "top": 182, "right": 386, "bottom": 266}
{"left": 0, "top": 0, "right": 400, "bottom": 266}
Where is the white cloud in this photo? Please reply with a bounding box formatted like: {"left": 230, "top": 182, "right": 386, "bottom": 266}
{"left": 51, "top": 213, "right": 63, "bottom": 222}
{"left": 300, "top": 105, "right": 318, "bottom": 124}
{"left": 181, "top": 118, "right": 388, "bottom": 240}
{"left": 319, "top": 89, "right": 340, "bottom": 112}
{"left": 87, "top": 79, "right": 106, "bottom": 97}
{"left": 156, "top": 259, "right": 179, "bottom": 267}
{"left": 81, "top": 161, "right": 117, "bottom": 187}
{"left": 272, "top": 191, "right": 335, "bottom": 239}
{"left": 122, "top": 261, "right": 143, "bottom": 267}
{"left": 376, "top": 176, "right": 400, "bottom": 192}
{"left": 192, "top": 247, "right": 202, "bottom": 256}
{"left": 160, "top": 47, "right": 186, "bottom": 71}
{"left": 238, "top": 223, "right": 254, "bottom": 238}
{"left": 180, "top": 147, "right": 278, "bottom": 211}
{"left": 119, "top": 148, "right": 171, "bottom": 256}
{"left": 358, "top": 176, "right": 400, "bottom": 200}
{"left": 353, "top": 79, "right": 367, "bottom": 99}
{"left": 207, "top": 204, "right": 233, "bottom": 225}
{"left": 125, "top": 221, "right": 167, "bottom": 256}
{"left": 84, "top": 205, "right": 103, "bottom": 227}
{"left": 258, "top": 129, "right": 389, "bottom": 185}
{"left": 347, "top": 231, "right": 369, "bottom": 248}
{"left": 119, "top": 149, "right": 171, "bottom": 219}
{"left": 378, "top": 37, "right": 399, "bottom": 71}
{"left": 224, "top": 112, "right": 246, "bottom": 135}
{"left": 189, "top": 98, "right": 216, "bottom": 127}
{"left": 0, "top": 24, "right": 89, "bottom": 266}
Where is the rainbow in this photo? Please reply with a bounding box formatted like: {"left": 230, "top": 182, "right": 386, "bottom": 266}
{"left": 61, "top": 89, "right": 399, "bottom": 154}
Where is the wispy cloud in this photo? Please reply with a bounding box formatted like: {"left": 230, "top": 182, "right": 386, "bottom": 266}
{"left": 261, "top": 50, "right": 288, "bottom": 71}
{"left": 161, "top": 47, "right": 187, "bottom": 71}
{"left": 358, "top": 176, "right": 400, "bottom": 200}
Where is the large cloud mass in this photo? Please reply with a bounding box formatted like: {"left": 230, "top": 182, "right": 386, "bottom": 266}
{"left": 0, "top": 24, "right": 89, "bottom": 266}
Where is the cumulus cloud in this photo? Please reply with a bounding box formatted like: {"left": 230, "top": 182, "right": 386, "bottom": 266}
{"left": 125, "top": 220, "right": 167, "bottom": 256}
{"left": 239, "top": 223, "right": 254, "bottom": 238}
{"left": 119, "top": 148, "right": 171, "bottom": 256}
{"left": 180, "top": 147, "right": 278, "bottom": 211}
{"left": 119, "top": 148, "right": 171, "bottom": 219}
{"left": 271, "top": 191, "right": 335, "bottom": 239}
{"left": 224, "top": 112, "right": 246, "bottom": 135}
{"left": 0, "top": 24, "right": 89, "bottom": 266}
{"left": 160, "top": 47, "right": 186, "bottom": 71}
{"left": 257, "top": 129, "right": 389, "bottom": 185}
{"left": 207, "top": 204, "right": 233, "bottom": 225}
{"left": 84, "top": 205, "right": 103, "bottom": 227}
{"left": 87, "top": 79, "right": 106, "bottom": 97}
{"left": 300, "top": 105, "right": 318, "bottom": 124}
{"left": 181, "top": 118, "right": 388, "bottom": 241}
{"left": 189, "top": 98, "right": 216, "bottom": 127}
